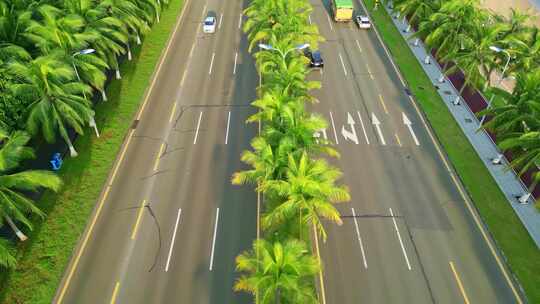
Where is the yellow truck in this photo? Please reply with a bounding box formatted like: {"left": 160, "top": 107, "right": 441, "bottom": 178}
{"left": 331, "top": 0, "right": 354, "bottom": 22}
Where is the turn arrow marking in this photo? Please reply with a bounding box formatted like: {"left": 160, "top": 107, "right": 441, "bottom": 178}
{"left": 371, "top": 113, "right": 386, "bottom": 145}
{"left": 341, "top": 112, "right": 359, "bottom": 144}
{"left": 402, "top": 113, "right": 420, "bottom": 146}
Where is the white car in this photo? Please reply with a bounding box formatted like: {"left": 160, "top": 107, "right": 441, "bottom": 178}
{"left": 203, "top": 16, "right": 216, "bottom": 33}
{"left": 356, "top": 15, "right": 371, "bottom": 29}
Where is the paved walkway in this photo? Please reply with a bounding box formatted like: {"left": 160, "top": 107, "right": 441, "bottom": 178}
{"left": 382, "top": 5, "right": 540, "bottom": 247}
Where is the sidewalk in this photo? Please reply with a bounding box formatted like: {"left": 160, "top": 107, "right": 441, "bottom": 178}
{"left": 383, "top": 5, "right": 540, "bottom": 247}
{"left": 482, "top": 0, "right": 540, "bottom": 26}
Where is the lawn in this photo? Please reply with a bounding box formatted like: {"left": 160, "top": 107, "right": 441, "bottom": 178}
{"left": 0, "top": 0, "right": 185, "bottom": 302}
{"left": 361, "top": 0, "right": 540, "bottom": 302}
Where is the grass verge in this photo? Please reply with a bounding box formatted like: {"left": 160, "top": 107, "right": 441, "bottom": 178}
{"left": 361, "top": 0, "right": 540, "bottom": 302}
{"left": 0, "top": 0, "right": 184, "bottom": 302}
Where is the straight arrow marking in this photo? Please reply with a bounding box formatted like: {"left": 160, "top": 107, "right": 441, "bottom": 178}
{"left": 371, "top": 113, "right": 386, "bottom": 146}
{"left": 402, "top": 113, "right": 420, "bottom": 146}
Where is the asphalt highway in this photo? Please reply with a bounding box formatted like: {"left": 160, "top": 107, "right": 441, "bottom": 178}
{"left": 54, "top": 0, "right": 258, "bottom": 303}
{"left": 54, "top": 0, "right": 524, "bottom": 303}
{"left": 309, "top": 0, "right": 524, "bottom": 303}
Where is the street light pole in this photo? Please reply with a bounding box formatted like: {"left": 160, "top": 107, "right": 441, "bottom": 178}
{"left": 479, "top": 46, "right": 511, "bottom": 127}
{"left": 72, "top": 49, "right": 100, "bottom": 138}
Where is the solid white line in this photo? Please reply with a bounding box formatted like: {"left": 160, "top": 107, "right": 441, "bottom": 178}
{"left": 329, "top": 112, "right": 339, "bottom": 144}
{"left": 339, "top": 53, "right": 347, "bottom": 76}
{"left": 209, "top": 207, "right": 220, "bottom": 271}
{"left": 238, "top": 15, "right": 242, "bottom": 29}
{"left": 165, "top": 208, "right": 182, "bottom": 272}
{"left": 208, "top": 52, "right": 215, "bottom": 75}
{"left": 351, "top": 208, "right": 368, "bottom": 269}
{"left": 327, "top": 14, "right": 333, "bottom": 30}
{"left": 355, "top": 39, "right": 363, "bottom": 53}
{"left": 193, "top": 111, "right": 203, "bottom": 144}
{"left": 218, "top": 13, "right": 223, "bottom": 29}
{"left": 356, "top": 111, "right": 370, "bottom": 145}
{"left": 233, "top": 52, "right": 238, "bottom": 75}
{"left": 389, "top": 208, "right": 412, "bottom": 270}
{"left": 225, "top": 111, "right": 231, "bottom": 144}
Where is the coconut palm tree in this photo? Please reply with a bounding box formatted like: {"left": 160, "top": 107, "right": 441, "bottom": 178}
{"left": 505, "top": 27, "right": 540, "bottom": 74}
{"left": 0, "top": 238, "right": 16, "bottom": 269}
{"left": 393, "top": 0, "right": 442, "bottom": 32}
{"left": 480, "top": 69, "right": 540, "bottom": 139}
{"left": 0, "top": 130, "right": 62, "bottom": 241}
{"left": 261, "top": 152, "right": 350, "bottom": 241}
{"left": 234, "top": 239, "right": 319, "bottom": 304}
{"left": 9, "top": 55, "right": 94, "bottom": 156}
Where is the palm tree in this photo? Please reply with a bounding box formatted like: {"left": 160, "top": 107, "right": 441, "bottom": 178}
{"left": 480, "top": 69, "right": 540, "bottom": 139}
{"left": 261, "top": 152, "right": 350, "bottom": 241}
{"left": 499, "top": 132, "right": 540, "bottom": 201}
{"left": 0, "top": 238, "right": 16, "bottom": 269}
{"left": 393, "top": 0, "right": 442, "bottom": 32}
{"left": 505, "top": 27, "right": 540, "bottom": 74}
{"left": 0, "top": 130, "right": 62, "bottom": 241}
{"left": 234, "top": 239, "right": 319, "bottom": 304}
{"left": 9, "top": 55, "right": 94, "bottom": 156}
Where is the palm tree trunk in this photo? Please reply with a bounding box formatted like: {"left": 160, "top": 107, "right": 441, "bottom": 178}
{"left": 136, "top": 34, "right": 142, "bottom": 45}
{"left": 454, "top": 80, "right": 468, "bottom": 104}
{"left": 5, "top": 215, "right": 27, "bottom": 241}
{"left": 275, "top": 287, "right": 281, "bottom": 304}
{"left": 101, "top": 89, "right": 108, "bottom": 101}
{"left": 116, "top": 68, "right": 122, "bottom": 80}
{"left": 64, "top": 134, "right": 78, "bottom": 157}
{"left": 89, "top": 115, "right": 100, "bottom": 138}
{"left": 127, "top": 43, "right": 132, "bottom": 61}
{"left": 439, "top": 62, "right": 449, "bottom": 83}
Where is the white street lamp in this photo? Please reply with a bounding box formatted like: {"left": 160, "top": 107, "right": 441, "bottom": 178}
{"left": 479, "top": 46, "right": 512, "bottom": 126}
{"left": 72, "top": 49, "right": 100, "bottom": 140}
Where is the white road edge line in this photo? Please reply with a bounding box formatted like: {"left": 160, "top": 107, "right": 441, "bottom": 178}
{"left": 389, "top": 208, "right": 412, "bottom": 270}
{"left": 238, "top": 15, "right": 242, "bottom": 30}
{"left": 225, "top": 111, "right": 231, "bottom": 144}
{"left": 233, "top": 52, "right": 238, "bottom": 75}
{"left": 165, "top": 208, "right": 182, "bottom": 272}
{"left": 351, "top": 208, "right": 368, "bottom": 269}
{"left": 339, "top": 53, "right": 347, "bottom": 76}
{"left": 356, "top": 111, "right": 370, "bottom": 145}
{"left": 208, "top": 52, "right": 215, "bottom": 75}
{"left": 218, "top": 13, "right": 223, "bottom": 29}
{"left": 329, "top": 111, "right": 339, "bottom": 144}
{"left": 193, "top": 111, "right": 203, "bottom": 144}
{"left": 209, "top": 207, "right": 220, "bottom": 271}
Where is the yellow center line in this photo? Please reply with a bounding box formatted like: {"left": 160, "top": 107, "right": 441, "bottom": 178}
{"left": 169, "top": 102, "right": 177, "bottom": 123}
{"left": 110, "top": 282, "right": 120, "bottom": 304}
{"left": 313, "top": 223, "right": 327, "bottom": 304}
{"left": 378, "top": 94, "right": 389, "bottom": 114}
{"left": 153, "top": 143, "right": 165, "bottom": 171}
{"left": 449, "top": 261, "right": 470, "bottom": 304}
{"left": 394, "top": 133, "right": 402, "bottom": 147}
{"left": 131, "top": 200, "right": 147, "bottom": 240}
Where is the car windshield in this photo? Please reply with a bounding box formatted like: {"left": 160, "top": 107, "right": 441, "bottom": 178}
{"left": 205, "top": 20, "right": 214, "bottom": 26}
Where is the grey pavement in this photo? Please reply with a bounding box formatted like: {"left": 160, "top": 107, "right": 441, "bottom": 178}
{"left": 382, "top": 2, "right": 540, "bottom": 247}
{"left": 54, "top": 0, "right": 258, "bottom": 303}
{"left": 308, "top": 0, "right": 526, "bottom": 303}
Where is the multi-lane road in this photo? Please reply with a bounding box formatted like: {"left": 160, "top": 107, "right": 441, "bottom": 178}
{"left": 53, "top": 0, "right": 524, "bottom": 303}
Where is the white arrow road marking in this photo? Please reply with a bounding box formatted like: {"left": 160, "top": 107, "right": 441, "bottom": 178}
{"left": 329, "top": 112, "right": 339, "bottom": 144}
{"left": 402, "top": 113, "right": 420, "bottom": 146}
{"left": 371, "top": 113, "right": 386, "bottom": 145}
{"left": 351, "top": 208, "right": 368, "bottom": 269}
{"left": 356, "top": 111, "right": 370, "bottom": 145}
{"left": 209, "top": 207, "right": 220, "bottom": 271}
{"left": 341, "top": 112, "right": 359, "bottom": 144}
{"left": 165, "top": 208, "right": 182, "bottom": 272}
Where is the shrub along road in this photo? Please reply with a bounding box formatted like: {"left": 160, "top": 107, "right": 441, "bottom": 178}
{"left": 307, "top": 0, "right": 524, "bottom": 303}
{"left": 52, "top": 0, "right": 258, "bottom": 303}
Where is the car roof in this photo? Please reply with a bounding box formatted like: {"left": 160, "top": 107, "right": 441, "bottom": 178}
{"left": 312, "top": 51, "right": 322, "bottom": 59}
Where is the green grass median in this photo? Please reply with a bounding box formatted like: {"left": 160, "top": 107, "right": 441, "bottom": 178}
{"left": 0, "top": 0, "right": 184, "bottom": 302}
{"left": 361, "top": 0, "right": 540, "bottom": 302}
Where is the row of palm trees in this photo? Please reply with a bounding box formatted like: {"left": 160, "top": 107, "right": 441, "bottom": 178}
{"left": 0, "top": 0, "right": 167, "bottom": 268}
{"left": 232, "top": 0, "right": 350, "bottom": 302}
{"left": 392, "top": 0, "right": 540, "bottom": 204}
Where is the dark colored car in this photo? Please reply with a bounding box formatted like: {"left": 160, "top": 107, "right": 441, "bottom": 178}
{"left": 304, "top": 49, "right": 324, "bottom": 68}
